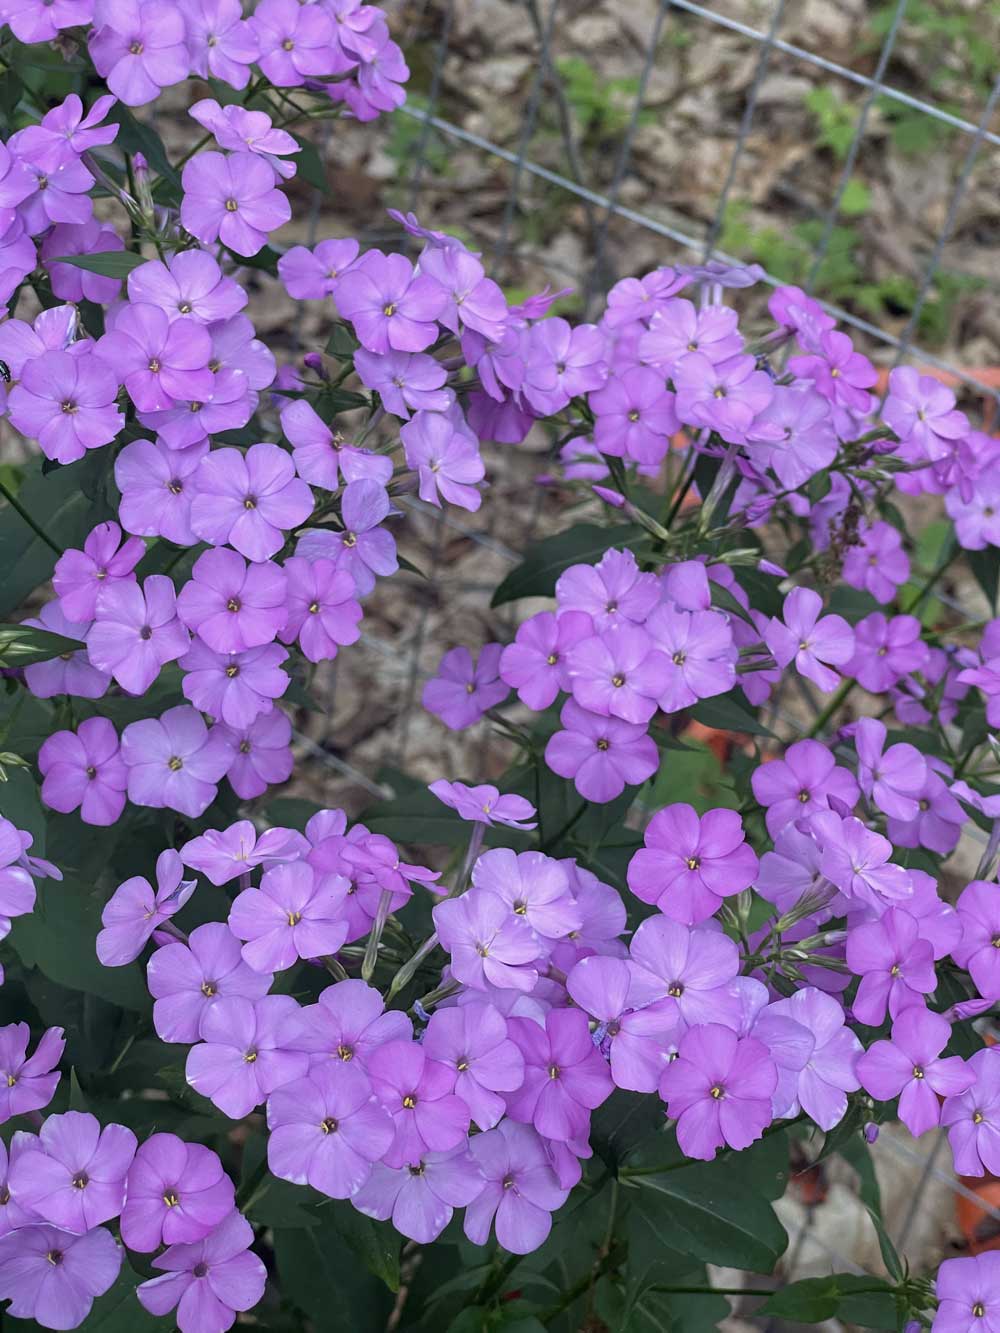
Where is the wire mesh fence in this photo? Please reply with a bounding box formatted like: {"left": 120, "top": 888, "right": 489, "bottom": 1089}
{"left": 284, "top": 1, "right": 1000, "bottom": 1311}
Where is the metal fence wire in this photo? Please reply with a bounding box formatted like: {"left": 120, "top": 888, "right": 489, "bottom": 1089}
{"left": 284, "top": 0, "right": 1000, "bottom": 1312}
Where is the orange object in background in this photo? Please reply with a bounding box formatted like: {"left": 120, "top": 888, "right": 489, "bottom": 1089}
{"left": 957, "top": 1179, "right": 1000, "bottom": 1254}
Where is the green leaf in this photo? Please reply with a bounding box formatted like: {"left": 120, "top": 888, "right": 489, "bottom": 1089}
{"left": 758, "top": 1274, "right": 896, "bottom": 1326}
{"left": 48, "top": 251, "right": 147, "bottom": 278}
{"left": 630, "top": 1169, "right": 787, "bottom": 1273}
{"left": 11, "top": 874, "right": 150, "bottom": 1012}
{"left": 491, "top": 524, "right": 643, "bottom": 606}
{"left": 290, "top": 131, "right": 329, "bottom": 191}
{"left": 333, "top": 1209, "right": 401, "bottom": 1293}
{"left": 77, "top": 1262, "right": 168, "bottom": 1332}
{"left": 0, "top": 765, "right": 46, "bottom": 851}
{"left": 0, "top": 454, "right": 115, "bottom": 616}
{"left": 689, "top": 694, "right": 776, "bottom": 739}
{"left": 273, "top": 1213, "right": 395, "bottom": 1330}
{"left": 0, "top": 623, "right": 85, "bottom": 666}
{"left": 967, "top": 547, "right": 1000, "bottom": 613}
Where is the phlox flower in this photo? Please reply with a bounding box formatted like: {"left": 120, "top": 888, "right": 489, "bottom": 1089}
{"left": 127, "top": 248, "right": 247, "bottom": 325}
{"left": 53, "top": 521, "right": 144, "bottom": 623}
{"left": 422, "top": 643, "right": 508, "bottom": 730}
{"left": 181, "top": 151, "right": 291, "bottom": 257}
{"left": 566, "top": 954, "right": 678, "bottom": 1093}
{"left": 499, "top": 609, "right": 592, "bottom": 712}
{"left": 433, "top": 888, "right": 542, "bottom": 993}
{"left": 121, "top": 1132, "right": 235, "bottom": 1253}
{"left": 147, "top": 922, "right": 272, "bottom": 1045}
{"left": 7, "top": 349, "right": 123, "bottom": 464}
{"left": 136, "top": 1211, "right": 266, "bottom": 1333}
{"left": 564, "top": 624, "right": 666, "bottom": 724}
{"left": 219, "top": 708, "right": 294, "bottom": 800}
{"left": 96, "top": 848, "right": 196, "bottom": 967}
{"left": 627, "top": 915, "right": 741, "bottom": 1031}
{"left": 87, "top": 575, "right": 189, "bottom": 695}
{"left": 251, "top": 0, "right": 336, "bottom": 84}
{"left": 186, "top": 994, "right": 308, "bottom": 1119}
{"left": 279, "top": 556, "right": 362, "bottom": 663}
{"left": 471, "top": 847, "right": 580, "bottom": 941}
{"left": 368, "top": 1039, "right": 470, "bottom": 1168}
{"left": 176, "top": 548, "right": 287, "bottom": 653}
{"left": 941, "top": 1048, "right": 1000, "bottom": 1177}
{"left": 627, "top": 803, "right": 758, "bottom": 924}
{"left": 659, "top": 1023, "right": 777, "bottom": 1160}
{"left": 334, "top": 250, "right": 446, "bottom": 354}
{"left": 352, "top": 1146, "right": 481, "bottom": 1245}
{"left": 121, "top": 705, "right": 233, "bottom": 818}
{"left": 505, "top": 1008, "right": 613, "bottom": 1142}
{"left": 267, "top": 1061, "right": 394, "bottom": 1199}
{"left": 278, "top": 238, "right": 361, "bottom": 299}
{"left": 228, "top": 861, "right": 350, "bottom": 973}
{"left": 853, "top": 716, "right": 927, "bottom": 821}
{"left": 180, "top": 638, "right": 289, "bottom": 729}
{"left": 846, "top": 907, "right": 936, "bottom": 1025}
{"left": 39, "top": 716, "right": 127, "bottom": 827}
{"left": 545, "top": 698, "right": 658, "bottom": 803}
{"left": 89, "top": 0, "right": 190, "bottom": 105}
{"left": 0, "top": 1024, "right": 64, "bottom": 1123}
{"left": 401, "top": 408, "right": 485, "bottom": 512}
{"left": 0, "top": 1224, "right": 121, "bottom": 1330}
{"left": 842, "top": 521, "right": 911, "bottom": 604}
{"left": 764, "top": 587, "right": 854, "bottom": 693}
{"left": 423, "top": 1003, "right": 525, "bottom": 1131}
{"left": 182, "top": 2, "right": 259, "bottom": 89}
{"left": 555, "top": 548, "right": 659, "bottom": 632}
{"left": 10, "top": 1111, "right": 136, "bottom": 1235}
{"left": 428, "top": 780, "right": 536, "bottom": 830}
{"left": 114, "top": 438, "right": 209, "bottom": 546}
{"left": 857, "top": 1007, "right": 973, "bottom": 1137}
{"left": 464, "top": 1121, "right": 570, "bottom": 1254}
{"left": 286, "top": 977, "right": 411, "bottom": 1069}
{"left": 22, "top": 602, "right": 109, "bottom": 702}
{"left": 750, "top": 738, "right": 859, "bottom": 838}
{"left": 645, "top": 602, "right": 737, "bottom": 712}
{"left": 190, "top": 443, "right": 313, "bottom": 562}
{"left": 98, "top": 304, "right": 213, "bottom": 412}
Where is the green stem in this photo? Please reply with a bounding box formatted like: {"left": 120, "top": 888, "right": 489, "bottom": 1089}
{"left": 0, "top": 478, "right": 63, "bottom": 555}
{"left": 539, "top": 800, "right": 587, "bottom": 853}
{"left": 806, "top": 677, "right": 854, "bottom": 738}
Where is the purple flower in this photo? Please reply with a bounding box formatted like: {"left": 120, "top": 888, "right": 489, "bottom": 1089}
{"left": 177, "top": 548, "right": 287, "bottom": 653}
{"left": 147, "top": 922, "right": 272, "bottom": 1045}
{"left": 639, "top": 299, "right": 743, "bottom": 375}
{"left": 566, "top": 954, "right": 678, "bottom": 1093}
{"left": 0, "top": 1136, "right": 38, "bottom": 1237}
{"left": 428, "top": 780, "right": 537, "bottom": 830}
{"left": 883, "top": 366, "right": 968, "bottom": 457}
{"left": 506, "top": 1008, "right": 613, "bottom": 1142}
{"left": 114, "top": 438, "right": 209, "bottom": 546}
{"left": 433, "top": 889, "right": 542, "bottom": 993}
{"left": 499, "top": 610, "right": 592, "bottom": 711}
{"left": 181, "top": 151, "right": 291, "bottom": 257}
{"left": 22, "top": 602, "right": 108, "bottom": 701}
{"left": 300, "top": 478, "right": 397, "bottom": 596}
{"left": 627, "top": 803, "right": 758, "bottom": 924}
{"left": 419, "top": 246, "right": 508, "bottom": 344}
{"left": 843, "top": 521, "right": 911, "bottom": 604}
{"left": 816, "top": 812, "right": 912, "bottom": 910}
{"left": 334, "top": 250, "right": 446, "bottom": 354}
{"left": 53, "top": 522, "right": 144, "bottom": 624}
{"left": 953, "top": 881, "right": 1000, "bottom": 1001}
{"left": 933, "top": 1254, "right": 1000, "bottom": 1333}
{"left": 281, "top": 397, "right": 392, "bottom": 490}
{"left": 0, "top": 1223, "right": 121, "bottom": 1329}
{"left": 219, "top": 708, "right": 293, "bottom": 799}
{"left": 589, "top": 367, "right": 678, "bottom": 465}
{"left": 602, "top": 267, "right": 689, "bottom": 328}
{"left": 183, "top": 4, "right": 259, "bottom": 89}
{"left": 87, "top": 575, "right": 189, "bottom": 695}
{"left": 190, "top": 444, "right": 312, "bottom": 562}
{"left": 279, "top": 556, "right": 362, "bottom": 663}
{"left": 352, "top": 1146, "right": 481, "bottom": 1245}
{"left": 545, "top": 698, "right": 658, "bottom": 803}
{"left": 556, "top": 549, "right": 659, "bottom": 632}
{"left": 522, "top": 318, "right": 606, "bottom": 415}
{"left": 628, "top": 915, "right": 741, "bottom": 1031}
{"left": 422, "top": 643, "right": 508, "bottom": 731}
{"left": 90, "top": 0, "right": 189, "bottom": 104}
{"left": 267, "top": 1061, "right": 394, "bottom": 1198}
{"left": 857, "top": 1007, "right": 973, "bottom": 1136}
{"left": 564, "top": 624, "right": 665, "bottom": 724}
{"left": 472, "top": 848, "right": 580, "bottom": 942}
{"left": 0, "top": 1024, "right": 64, "bottom": 1123}
{"left": 10, "top": 133, "right": 95, "bottom": 235}
{"left": 846, "top": 908, "right": 936, "bottom": 1024}
{"left": 252, "top": 0, "right": 335, "bottom": 83}
{"left": 368, "top": 1038, "right": 470, "bottom": 1168}
{"left": 127, "top": 249, "right": 247, "bottom": 325}
{"left": 186, "top": 994, "right": 308, "bottom": 1118}
{"left": 764, "top": 587, "right": 854, "bottom": 693}
{"left": 181, "top": 822, "right": 305, "bottom": 887}
{"left": 645, "top": 602, "right": 737, "bottom": 712}
{"left": 121, "top": 705, "right": 233, "bottom": 819}
{"left": 180, "top": 638, "right": 289, "bottom": 729}
{"left": 942, "top": 1048, "right": 1000, "bottom": 1177}
{"left": 42, "top": 220, "right": 125, "bottom": 304}
{"left": 750, "top": 738, "right": 860, "bottom": 838}
{"left": 465, "top": 1120, "right": 569, "bottom": 1254}
{"left": 9, "top": 1111, "right": 136, "bottom": 1235}
{"left": 8, "top": 349, "right": 123, "bottom": 464}
{"left": 744, "top": 386, "right": 838, "bottom": 489}
{"left": 850, "top": 612, "right": 930, "bottom": 694}
{"left": 788, "top": 330, "right": 877, "bottom": 415}
{"left": 674, "top": 352, "right": 773, "bottom": 442}
{"left": 136, "top": 1210, "right": 266, "bottom": 1332}
{"left": 2, "top": 0, "right": 92, "bottom": 41}
{"left": 286, "top": 978, "right": 411, "bottom": 1069}
{"left": 98, "top": 304, "right": 212, "bottom": 412}
{"left": 0, "top": 823, "right": 35, "bottom": 942}
{"left": 769, "top": 285, "right": 835, "bottom": 342}
{"left": 96, "top": 849, "right": 196, "bottom": 967}
{"left": 228, "top": 862, "right": 349, "bottom": 973}
{"left": 660, "top": 1024, "right": 777, "bottom": 1159}
{"left": 121, "top": 1132, "right": 236, "bottom": 1253}
{"left": 767, "top": 987, "right": 861, "bottom": 1130}
{"left": 423, "top": 1002, "right": 525, "bottom": 1132}
{"left": 39, "top": 716, "right": 127, "bottom": 827}
{"left": 853, "top": 716, "right": 927, "bottom": 821}
{"left": 278, "top": 237, "right": 361, "bottom": 300}
{"left": 0, "top": 303, "right": 78, "bottom": 380}
{"left": 401, "top": 409, "right": 485, "bottom": 513}
{"left": 356, "top": 349, "right": 451, "bottom": 420}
